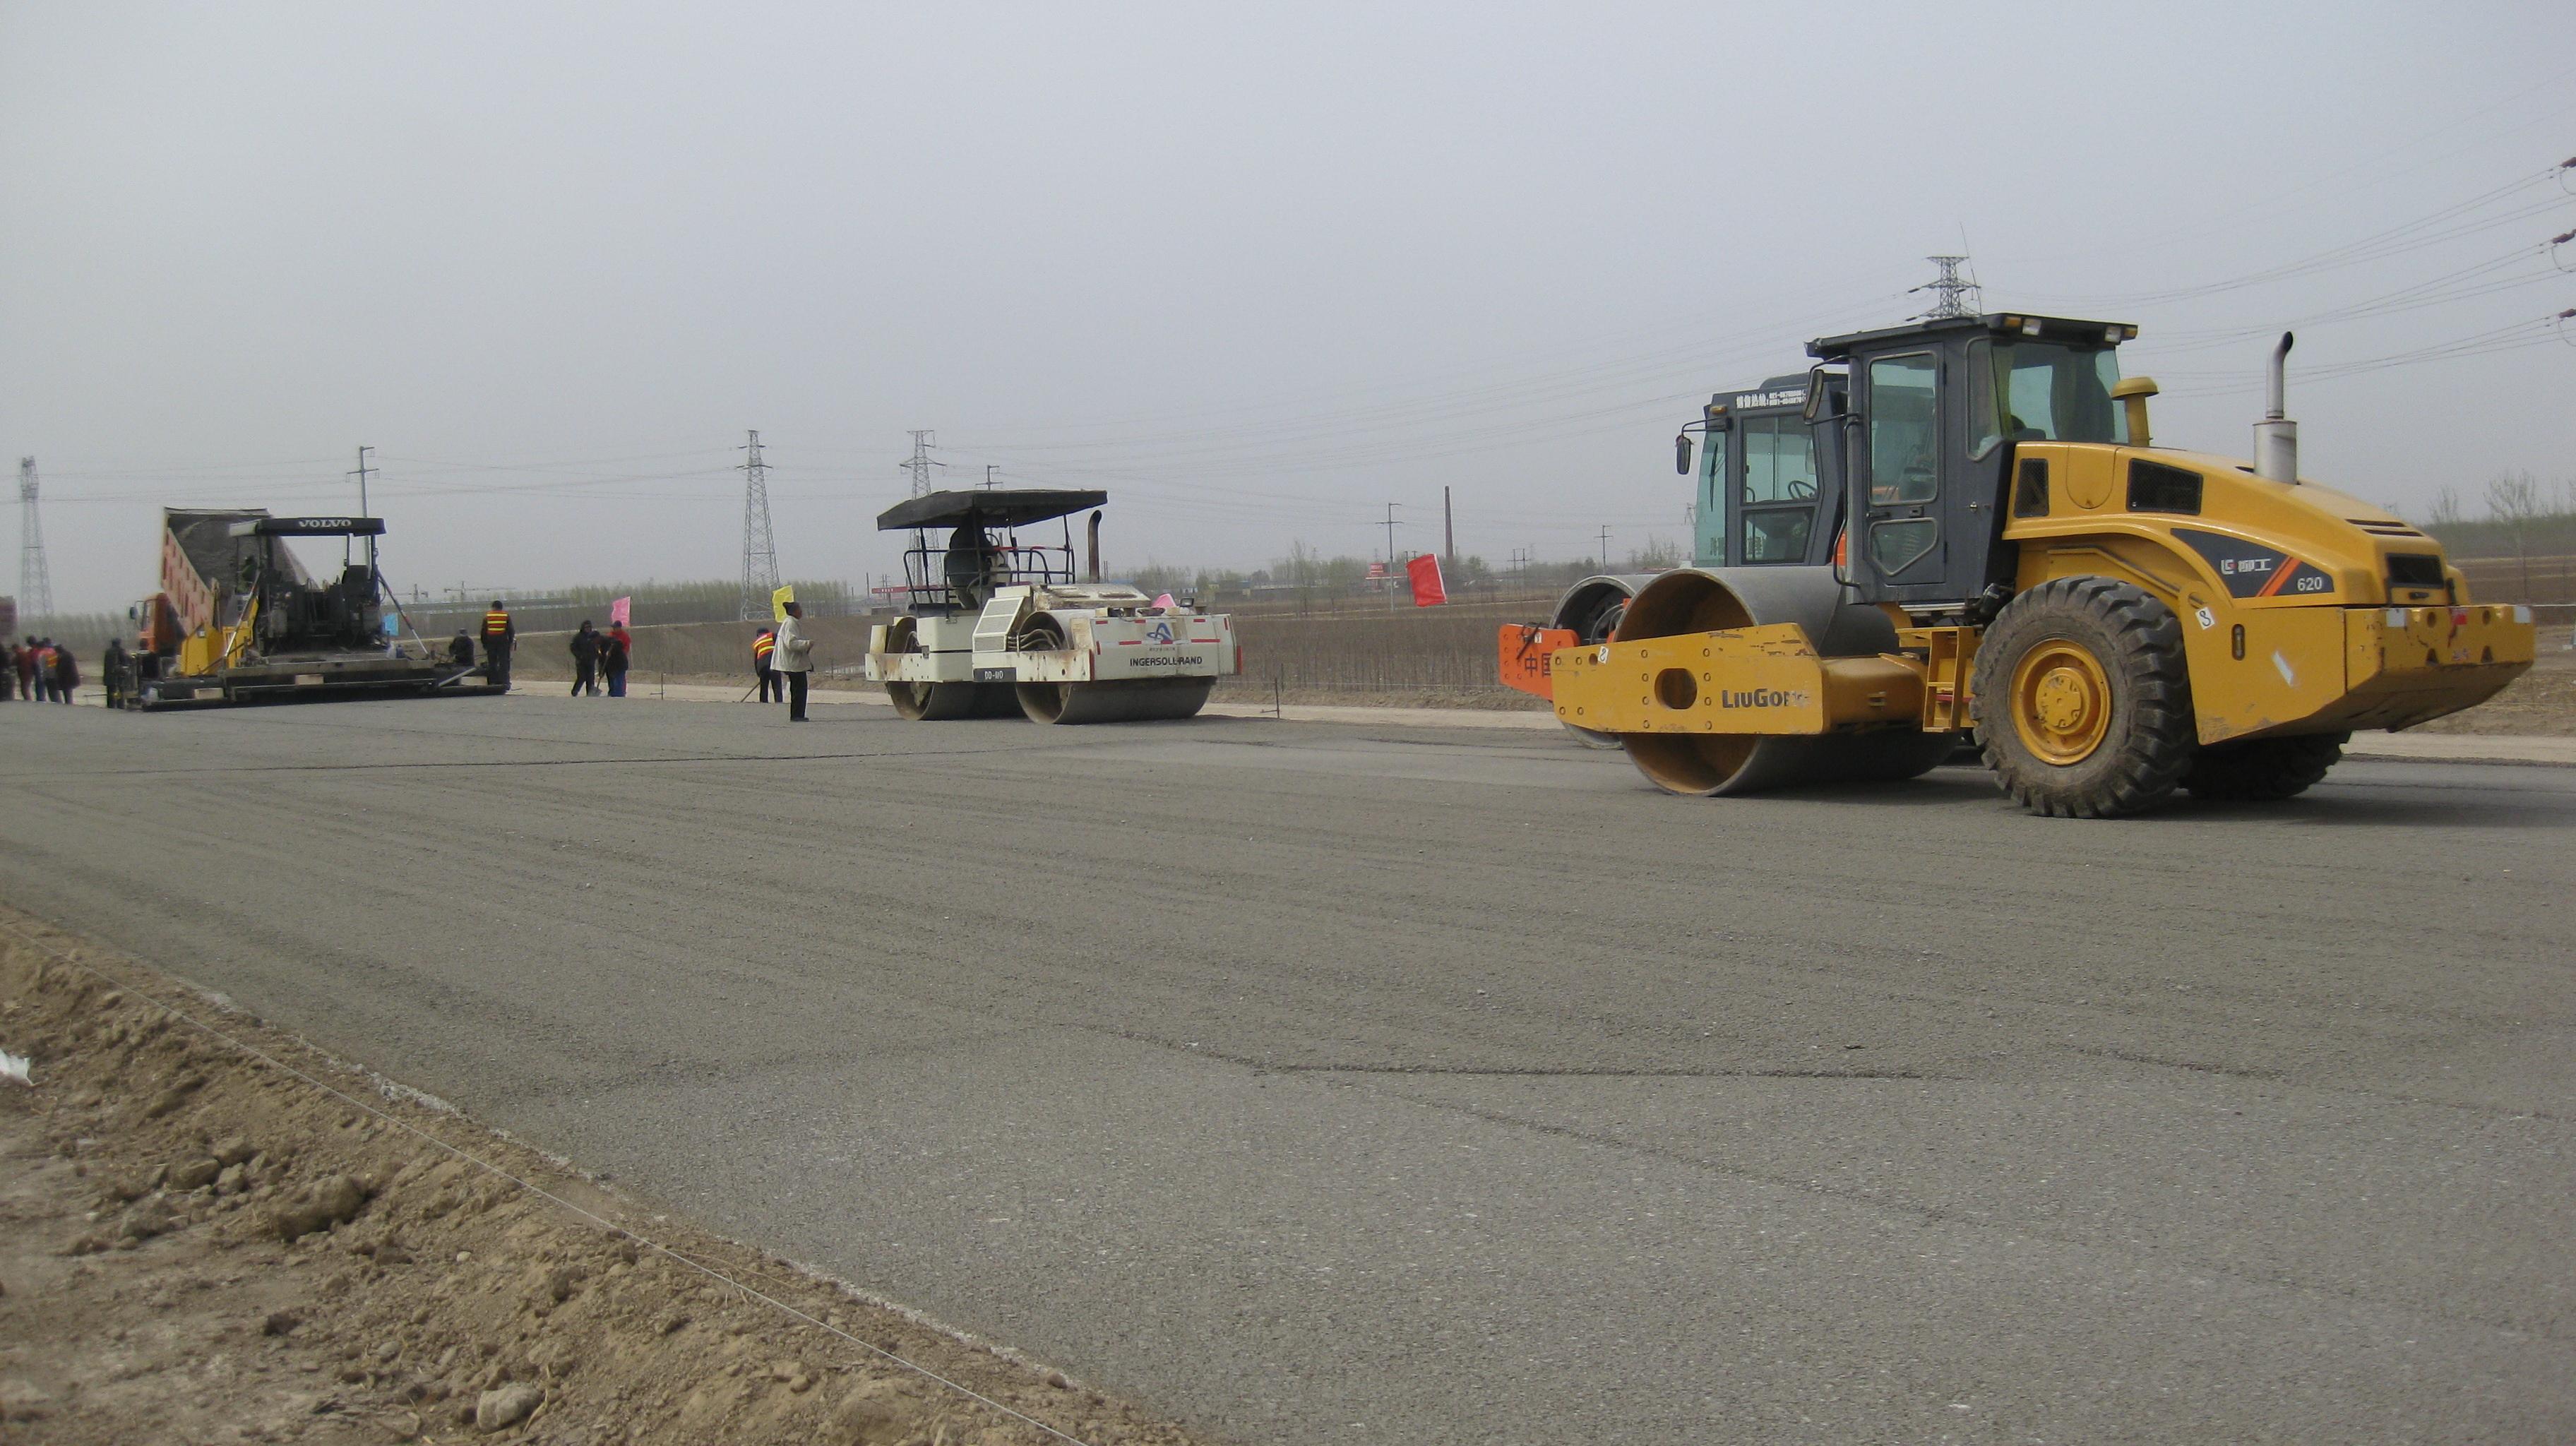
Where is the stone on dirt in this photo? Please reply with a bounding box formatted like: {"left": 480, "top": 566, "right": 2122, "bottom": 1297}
{"left": 119, "top": 1195, "right": 179, "bottom": 1242}
{"left": 167, "top": 1157, "right": 222, "bottom": 1191}
{"left": 828, "top": 1382, "right": 912, "bottom": 1446}
{"left": 271, "top": 1174, "right": 370, "bottom": 1242}
{"left": 476, "top": 1382, "right": 543, "bottom": 1432}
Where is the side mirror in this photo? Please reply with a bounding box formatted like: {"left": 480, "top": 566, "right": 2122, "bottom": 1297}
{"left": 1674, "top": 433, "right": 1694, "bottom": 476}
{"left": 1802, "top": 366, "right": 1841, "bottom": 423}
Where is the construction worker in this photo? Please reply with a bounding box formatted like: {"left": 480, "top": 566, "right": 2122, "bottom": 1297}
{"left": 772, "top": 602, "right": 812, "bottom": 722}
{"left": 102, "top": 638, "right": 128, "bottom": 710}
{"left": 49, "top": 640, "right": 76, "bottom": 703}
{"left": 479, "top": 599, "right": 515, "bottom": 691}
{"left": 601, "top": 622, "right": 632, "bottom": 698}
{"left": 569, "top": 621, "right": 600, "bottom": 697}
{"left": 752, "top": 627, "right": 780, "bottom": 703}
{"left": 447, "top": 630, "right": 475, "bottom": 668}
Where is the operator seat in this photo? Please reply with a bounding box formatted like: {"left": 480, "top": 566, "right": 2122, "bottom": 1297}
{"left": 943, "top": 526, "right": 1006, "bottom": 608}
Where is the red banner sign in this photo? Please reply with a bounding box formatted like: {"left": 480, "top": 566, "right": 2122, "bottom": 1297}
{"left": 1406, "top": 553, "right": 1446, "bottom": 607}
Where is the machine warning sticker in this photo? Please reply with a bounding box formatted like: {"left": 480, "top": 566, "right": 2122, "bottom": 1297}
{"left": 2173, "top": 527, "right": 2335, "bottom": 599}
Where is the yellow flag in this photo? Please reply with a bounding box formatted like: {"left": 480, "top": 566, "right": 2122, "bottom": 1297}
{"left": 771, "top": 585, "right": 795, "bottom": 622}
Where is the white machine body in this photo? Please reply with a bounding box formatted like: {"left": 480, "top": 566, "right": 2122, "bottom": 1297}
{"left": 864, "top": 584, "right": 1240, "bottom": 687}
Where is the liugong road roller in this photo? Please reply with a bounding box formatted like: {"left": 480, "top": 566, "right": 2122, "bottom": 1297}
{"left": 864, "top": 488, "right": 1239, "bottom": 724}
{"left": 1507, "top": 315, "right": 2535, "bottom": 817}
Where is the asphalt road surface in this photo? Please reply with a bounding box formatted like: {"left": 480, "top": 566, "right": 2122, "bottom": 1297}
{"left": 4, "top": 694, "right": 2571, "bottom": 1444}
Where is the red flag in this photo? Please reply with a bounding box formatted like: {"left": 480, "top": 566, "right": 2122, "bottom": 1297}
{"left": 1406, "top": 553, "right": 1446, "bottom": 607}
{"left": 609, "top": 595, "right": 632, "bottom": 627}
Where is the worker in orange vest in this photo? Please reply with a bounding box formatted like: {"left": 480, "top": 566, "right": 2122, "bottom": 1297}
{"left": 479, "top": 600, "right": 515, "bottom": 691}
{"left": 751, "top": 628, "right": 781, "bottom": 704}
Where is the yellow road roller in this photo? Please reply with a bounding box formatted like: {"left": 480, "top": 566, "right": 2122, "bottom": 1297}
{"left": 1535, "top": 316, "right": 2534, "bottom": 817}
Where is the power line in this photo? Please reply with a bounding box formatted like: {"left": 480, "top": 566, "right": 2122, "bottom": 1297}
{"left": 18, "top": 458, "right": 54, "bottom": 623}
{"left": 738, "top": 431, "right": 782, "bottom": 621}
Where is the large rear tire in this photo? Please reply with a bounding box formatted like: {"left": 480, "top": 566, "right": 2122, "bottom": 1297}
{"left": 1973, "top": 577, "right": 2195, "bottom": 818}
{"left": 2183, "top": 731, "right": 2347, "bottom": 801}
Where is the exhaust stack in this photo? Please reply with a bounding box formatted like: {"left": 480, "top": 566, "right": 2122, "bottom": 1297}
{"left": 1085, "top": 509, "right": 1102, "bottom": 582}
{"left": 2253, "top": 331, "right": 2298, "bottom": 484}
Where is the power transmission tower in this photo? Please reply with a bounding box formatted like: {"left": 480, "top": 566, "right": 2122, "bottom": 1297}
{"left": 738, "top": 430, "right": 782, "bottom": 621}
{"left": 18, "top": 458, "right": 53, "bottom": 623}
{"left": 1914, "top": 255, "right": 1981, "bottom": 319}
{"left": 902, "top": 430, "right": 946, "bottom": 497}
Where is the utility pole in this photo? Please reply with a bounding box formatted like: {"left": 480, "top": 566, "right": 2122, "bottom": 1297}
{"left": 902, "top": 430, "right": 945, "bottom": 498}
{"left": 346, "top": 446, "right": 375, "bottom": 570}
{"left": 1443, "top": 485, "right": 1455, "bottom": 564}
{"left": 1383, "top": 503, "right": 1403, "bottom": 611}
{"left": 984, "top": 465, "right": 1001, "bottom": 489}
{"left": 1914, "top": 255, "right": 1981, "bottom": 320}
{"left": 1599, "top": 524, "right": 1611, "bottom": 571}
{"left": 18, "top": 458, "right": 53, "bottom": 623}
{"left": 739, "top": 430, "right": 782, "bottom": 621}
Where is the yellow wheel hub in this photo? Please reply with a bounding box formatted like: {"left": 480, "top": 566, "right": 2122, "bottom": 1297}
{"left": 2011, "top": 640, "right": 2112, "bottom": 765}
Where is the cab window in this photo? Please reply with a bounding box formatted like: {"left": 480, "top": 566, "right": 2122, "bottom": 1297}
{"left": 1742, "top": 509, "right": 1812, "bottom": 563}
{"left": 1741, "top": 417, "right": 1818, "bottom": 503}
{"left": 1866, "top": 354, "right": 1938, "bottom": 503}
{"left": 1968, "top": 338, "right": 2126, "bottom": 454}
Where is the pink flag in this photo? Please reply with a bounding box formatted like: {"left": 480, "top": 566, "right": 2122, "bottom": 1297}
{"left": 1151, "top": 592, "right": 1176, "bottom": 610}
{"left": 609, "top": 596, "right": 631, "bottom": 627}
{"left": 1406, "top": 554, "right": 1447, "bottom": 607}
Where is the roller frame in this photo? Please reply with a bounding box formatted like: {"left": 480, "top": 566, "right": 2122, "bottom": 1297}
{"left": 1556, "top": 566, "right": 1956, "bottom": 796}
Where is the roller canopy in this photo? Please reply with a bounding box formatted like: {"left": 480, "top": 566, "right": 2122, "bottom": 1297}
{"left": 875, "top": 489, "right": 1107, "bottom": 532}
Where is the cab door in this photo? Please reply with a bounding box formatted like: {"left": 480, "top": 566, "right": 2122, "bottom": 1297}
{"left": 1853, "top": 350, "right": 1947, "bottom": 596}
{"left": 1851, "top": 343, "right": 2003, "bottom": 606}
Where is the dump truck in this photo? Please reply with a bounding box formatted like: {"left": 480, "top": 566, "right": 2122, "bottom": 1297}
{"left": 130, "top": 509, "right": 488, "bottom": 707}
{"left": 863, "top": 489, "right": 1239, "bottom": 723}
{"left": 1508, "top": 317, "right": 2534, "bottom": 816}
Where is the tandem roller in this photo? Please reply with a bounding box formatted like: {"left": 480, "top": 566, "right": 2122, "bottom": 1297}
{"left": 863, "top": 488, "right": 1239, "bottom": 726}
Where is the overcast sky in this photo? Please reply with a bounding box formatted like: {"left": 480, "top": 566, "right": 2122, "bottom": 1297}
{"left": 4, "top": 2, "right": 2572, "bottom": 611}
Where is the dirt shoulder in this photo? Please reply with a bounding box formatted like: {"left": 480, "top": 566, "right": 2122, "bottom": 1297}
{"left": 0, "top": 909, "right": 1210, "bottom": 1446}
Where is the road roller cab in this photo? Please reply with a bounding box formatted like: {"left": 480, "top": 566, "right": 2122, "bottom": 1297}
{"left": 1681, "top": 373, "right": 1845, "bottom": 569}
{"left": 1546, "top": 313, "right": 2536, "bottom": 816}
{"left": 864, "top": 489, "right": 1240, "bottom": 724}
